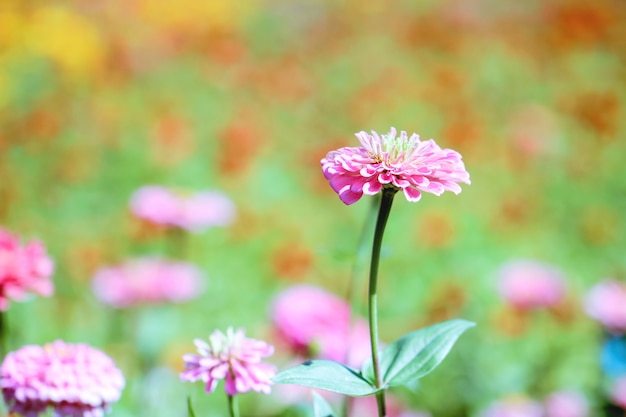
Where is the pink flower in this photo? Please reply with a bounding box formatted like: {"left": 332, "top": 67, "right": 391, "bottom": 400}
{"left": 130, "top": 186, "right": 236, "bottom": 232}
{"left": 497, "top": 260, "right": 566, "bottom": 310}
{"left": 321, "top": 128, "right": 470, "bottom": 205}
{"left": 271, "top": 285, "right": 370, "bottom": 368}
{"left": 180, "top": 327, "right": 276, "bottom": 395}
{"left": 92, "top": 257, "right": 204, "bottom": 308}
{"left": 479, "top": 396, "right": 543, "bottom": 417}
{"left": 585, "top": 280, "right": 626, "bottom": 334}
{"left": 544, "top": 390, "right": 589, "bottom": 417}
{"left": 0, "top": 340, "right": 125, "bottom": 417}
{"left": 611, "top": 377, "right": 626, "bottom": 409}
{"left": 129, "top": 186, "right": 180, "bottom": 225}
{"left": 0, "top": 228, "right": 54, "bottom": 311}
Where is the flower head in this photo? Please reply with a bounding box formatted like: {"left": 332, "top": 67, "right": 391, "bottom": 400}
{"left": 0, "top": 228, "right": 54, "bottom": 311}
{"left": 271, "top": 285, "right": 370, "bottom": 368}
{"left": 92, "top": 257, "right": 204, "bottom": 308}
{"left": 585, "top": 279, "right": 626, "bottom": 334}
{"left": 130, "top": 186, "right": 236, "bottom": 232}
{"left": 180, "top": 327, "right": 276, "bottom": 396}
{"left": 0, "top": 340, "right": 125, "bottom": 417}
{"left": 321, "top": 128, "right": 470, "bottom": 205}
{"left": 497, "top": 260, "right": 566, "bottom": 310}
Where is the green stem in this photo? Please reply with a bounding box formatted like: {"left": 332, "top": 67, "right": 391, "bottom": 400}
{"left": 368, "top": 188, "right": 396, "bottom": 417}
{"left": 167, "top": 227, "right": 188, "bottom": 259}
{"left": 227, "top": 394, "right": 239, "bottom": 417}
{"left": 342, "top": 194, "right": 380, "bottom": 417}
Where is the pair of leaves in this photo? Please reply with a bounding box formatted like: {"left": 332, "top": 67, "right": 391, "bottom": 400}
{"left": 272, "top": 319, "right": 475, "bottom": 396}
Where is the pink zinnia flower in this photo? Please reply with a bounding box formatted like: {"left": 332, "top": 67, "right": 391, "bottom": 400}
{"left": 92, "top": 257, "right": 204, "bottom": 308}
{"left": 544, "top": 390, "right": 589, "bottom": 417}
{"left": 0, "top": 228, "right": 54, "bottom": 311}
{"left": 271, "top": 285, "right": 370, "bottom": 368}
{"left": 130, "top": 186, "right": 236, "bottom": 232}
{"left": 497, "top": 260, "right": 566, "bottom": 310}
{"left": 0, "top": 340, "right": 125, "bottom": 417}
{"left": 321, "top": 128, "right": 470, "bottom": 205}
{"left": 585, "top": 280, "right": 626, "bottom": 334}
{"left": 180, "top": 327, "right": 276, "bottom": 395}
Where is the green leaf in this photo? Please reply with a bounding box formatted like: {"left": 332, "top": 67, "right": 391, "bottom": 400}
{"left": 312, "top": 391, "right": 336, "bottom": 417}
{"left": 361, "top": 319, "right": 475, "bottom": 387}
{"left": 187, "top": 396, "right": 197, "bottom": 417}
{"left": 273, "top": 360, "right": 380, "bottom": 397}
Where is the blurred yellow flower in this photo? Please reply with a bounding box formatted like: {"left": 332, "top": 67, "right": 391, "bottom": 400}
{"left": 24, "top": 5, "right": 104, "bottom": 79}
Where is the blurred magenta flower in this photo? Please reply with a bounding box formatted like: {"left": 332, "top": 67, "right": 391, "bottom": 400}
{"left": 497, "top": 260, "right": 566, "bottom": 310}
{"left": 130, "top": 186, "right": 236, "bottom": 232}
{"left": 92, "top": 257, "right": 204, "bottom": 308}
{"left": 544, "top": 390, "right": 589, "bottom": 417}
{"left": 585, "top": 280, "right": 626, "bottom": 334}
{"left": 479, "top": 396, "right": 543, "bottom": 417}
{"left": 0, "top": 340, "right": 124, "bottom": 417}
{"left": 180, "top": 327, "right": 276, "bottom": 395}
{"left": 320, "top": 127, "right": 470, "bottom": 205}
{"left": 0, "top": 228, "right": 54, "bottom": 311}
{"left": 271, "top": 284, "right": 370, "bottom": 367}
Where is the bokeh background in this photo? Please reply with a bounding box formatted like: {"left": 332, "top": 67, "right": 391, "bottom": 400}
{"left": 1, "top": 0, "right": 625, "bottom": 416}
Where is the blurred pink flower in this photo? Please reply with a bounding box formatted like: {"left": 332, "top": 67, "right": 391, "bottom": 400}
{"left": 497, "top": 260, "right": 566, "bottom": 310}
{"left": 271, "top": 285, "right": 370, "bottom": 367}
{"left": 321, "top": 127, "right": 470, "bottom": 205}
{"left": 544, "top": 390, "right": 589, "bottom": 417}
{"left": 611, "top": 377, "right": 626, "bottom": 409}
{"left": 584, "top": 280, "right": 626, "bottom": 334}
{"left": 92, "top": 257, "right": 204, "bottom": 308}
{"left": 0, "top": 340, "right": 125, "bottom": 417}
{"left": 180, "top": 327, "right": 276, "bottom": 395}
{"left": 130, "top": 186, "right": 236, "bottom": 232}
{"left": 0, "top": 228, "right": 54, "bottom": 311}
{"left": 129, "top": 186, "right": 180, "bottom": 225}
{"left": 479, "top": 396, "right": 543, "bottom": 417}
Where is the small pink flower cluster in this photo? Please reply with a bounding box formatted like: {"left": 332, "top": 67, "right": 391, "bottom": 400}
{"left": 0, "top": 228, "right": 54, "bottom": 311}
{"left": 180, "top": 327, "right": 276, "bottom": 395}
{"left": 130, "top": 186, "right": 236, "bottom": 232}
{"left": 0, "top": 340, "right": 125, "bottom": 417}
{"left": 92, "top": 257, "right": 204, "bottom": 308}
{"left": 585, "top": 279, "right": 626, "bottom": 334}
{"left": 271, "top": 285, "right": 370, "bottom": 368}
{"left": 321, "top": 128, "right": 470, "bottom": 205}
{"left": 497, "top": 260, "right": 566, "bottom": 310}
